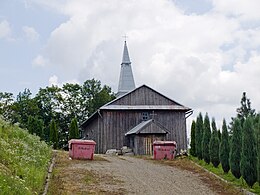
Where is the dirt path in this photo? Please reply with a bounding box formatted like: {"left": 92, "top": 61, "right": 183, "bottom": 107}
{"left": 85, "top": 155, "right": 216, "bottom": 195}
{"left": 48, "top": 151, "right": 241, "bottom": 195}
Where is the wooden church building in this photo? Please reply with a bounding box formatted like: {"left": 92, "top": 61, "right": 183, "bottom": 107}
{"left": 81, "top": 41, "right": 192, "bottom": 155}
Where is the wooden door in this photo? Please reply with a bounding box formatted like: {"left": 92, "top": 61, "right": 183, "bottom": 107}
{"left": 143, "top": 135, "right": 165, "bottom": 155}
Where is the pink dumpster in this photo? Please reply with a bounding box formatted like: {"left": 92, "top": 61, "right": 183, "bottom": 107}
{"left": 153, "top": 141, "right": 176, "bottom": 160}
{"left": 68, "top": 139, "right": 96, "bottom": 160}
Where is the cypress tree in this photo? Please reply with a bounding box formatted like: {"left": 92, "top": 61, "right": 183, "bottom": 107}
{"left": 219, "top": 119, "right": 230, "bottom": 173}
{"left": 69, "top": 118, "right": 79, "bottom": 140}
{"left": 190, "top": 120, "right": 196, "bottom": 156}
{"left": 209, "top": 118, "right": 220, "bottom": 167}
{"left": 241, "top": 117, "right": 257, "bottom": 187}
{"left": 50, "top": 119, "right": 58, "bottom": 149}
{"left": 218, "top": 129, "right": 221, "bottom": 141}
{"left": 202, "top": 113, "right": 211, "bottom": 164}
{"left": 257, "top": 118, "right": 260, "bottom": 186}
{"left": 230, "top": 118, "right": 242, "bottom": 179}
{"left": 195, "top": 113, "right": 203, "bottom": 160}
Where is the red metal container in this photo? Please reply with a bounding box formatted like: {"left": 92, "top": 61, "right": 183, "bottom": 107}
{"left": 153, "top": 141, "right": 176, "bottom": 160}
{"left": 68, "top": 139, "right": 96, "bottom": 160}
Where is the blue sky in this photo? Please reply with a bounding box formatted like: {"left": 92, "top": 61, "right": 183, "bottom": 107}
{"left": 1, "top": 0, "right": 260, "bottom": 129}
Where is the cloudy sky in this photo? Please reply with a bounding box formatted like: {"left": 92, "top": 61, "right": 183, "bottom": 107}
{"left": 1, "top": 0, "right": 260, "bottom": 130}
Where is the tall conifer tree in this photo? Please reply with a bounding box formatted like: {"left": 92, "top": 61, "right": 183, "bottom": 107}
{"left": 241, "top": 117, "right": 257, "bottom": 187}
{"left": 50, "top": 119, "right": 58, "bottom": 149}
{"left": 256, "top": 117, "right": 260, "bottom": 186}
{"left": 230, "top": 118, "right": 242, "bottom": 179}
{"left": 190, "top": 120, "right": 196, "bottom": 156}
{"left": 219, "top": 119, "right": 230, "bottom": 173}
{"left": 202, "top": 113, "right": 211, "bottom": 164}
{"left": 195, "top": 113, "right": 203, "bottom": 160}
{"left": 209, "top": 118, "right": 220, "bottom": 167}
{"left": 69, "top": 118, "right": 79, "bottom": 140}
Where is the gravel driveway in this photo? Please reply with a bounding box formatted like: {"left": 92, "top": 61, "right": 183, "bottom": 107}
{"left": 86, "top": 155, "right": 217, "bottom": 195}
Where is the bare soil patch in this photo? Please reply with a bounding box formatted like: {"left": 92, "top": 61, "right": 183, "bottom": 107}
{"left": 48, "top": 151, "right": 242, "bottom": 195}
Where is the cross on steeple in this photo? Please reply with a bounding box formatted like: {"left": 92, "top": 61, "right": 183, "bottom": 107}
{"left": 122, "top": 34, "right": 128, "bottom": 42}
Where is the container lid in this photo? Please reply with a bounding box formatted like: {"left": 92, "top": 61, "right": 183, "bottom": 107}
{"left": 68, "top": 139, "right": 96, "bottom": 145}
{"left": 153, "top": 141, "right": 176, "bottom": 146}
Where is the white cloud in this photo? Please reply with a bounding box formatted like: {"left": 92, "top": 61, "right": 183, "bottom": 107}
{"left": 48, "top": 75, "right": 59, "bottom": 86}
{"left": 212, "top": 0, "right": 260, "bottom": 22}
{"left": 48, "top": 75, "right": 79, "bottom": 87}
{"left": 22, "top": 26, "right": 39, "bottom": 41}
{"left": 32, "top": 55, "right": 47, "bottom": 67}
{"left": 0, "top": 20, "right": 11, "bottom": 39}
{"left": 31, "top": 0, "right": 260, "bottom": 129}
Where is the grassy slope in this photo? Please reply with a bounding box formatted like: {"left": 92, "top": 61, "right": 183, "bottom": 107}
{"left": 0, "top": 119, "right": 52, "bottom": 194}
{"left": 191, "top": 156, "right": 260, "bottom": 194}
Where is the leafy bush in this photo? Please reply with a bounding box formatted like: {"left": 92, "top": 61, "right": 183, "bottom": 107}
{"left": 0, "top": 119, "right": 52, "bottom": 194}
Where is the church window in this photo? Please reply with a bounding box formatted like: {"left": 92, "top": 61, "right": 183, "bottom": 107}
{"left": 142, "top": 112, "right": 149, "bottom": 121}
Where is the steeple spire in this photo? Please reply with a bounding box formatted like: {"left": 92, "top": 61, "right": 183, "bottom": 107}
{"left": 122, "top": 41, "right": 131, "bottom": 64}
{"left": 117, "top": 40, "right": 135, "bottom": 96}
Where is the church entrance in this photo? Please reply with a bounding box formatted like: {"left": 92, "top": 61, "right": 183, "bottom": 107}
{"left": 129, "top": 134, "right": 165, "bottom": 155}
{"left": 143, "top": 135, "right": 164, "bottom": 155}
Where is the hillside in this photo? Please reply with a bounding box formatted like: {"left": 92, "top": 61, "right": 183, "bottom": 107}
{"left": 0, "top": 119, "right": 52, "bottom": 194}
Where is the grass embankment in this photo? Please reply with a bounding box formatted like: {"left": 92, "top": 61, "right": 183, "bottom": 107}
{"left": 190, "top": 156, "right": 260, "bottom": 194}
{"left": 0, "top": 119, "right": 52, "bottom": 194}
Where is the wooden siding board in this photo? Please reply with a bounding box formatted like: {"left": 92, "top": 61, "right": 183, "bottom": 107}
{"left": 111, "top": 85, "right": 179, "bottom": 106}
{"left": 83, "top": 109, "right": 188, "bottom": 154}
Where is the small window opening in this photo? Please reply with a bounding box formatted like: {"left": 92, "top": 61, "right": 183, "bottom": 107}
{"left": 142, "top": 112, "right": 149, "bottom": 121}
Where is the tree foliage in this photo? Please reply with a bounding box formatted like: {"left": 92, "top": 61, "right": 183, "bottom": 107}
{"left": 230, "top": 92, "right": 256, "bottom": 134}
{"left": 230, "top": 118, "right": 242, "bottom": 179}
{"left": 190, "top": 120, "right": 196, "bottom": 156}
{"left": 202, "top": 113, "right": 211, "bottom": 164}
{"left": 49, "top": 119, "right": 58, "bottom": 149}
{"left": 209, "top": 118, "right": 220, "bottom": 167}
{"left": 256, "top": 116, "right": 260, "bottom": 186}
{"left": 241, "top": 117, "right": 257, "bottom": 187}
{"left": 0, "top": 92, "right": 14, "bottom": 121}
{"left": 69, "top": 118, "right": 79, "bottom": 140}
{"left": 237, "top": 92, "right": 255, "bottom": 123}
{"left": 27, "top": 116, "right": 44, "bottom": 139}
{"left": 195, "top": 113, "right": 203, "bottom": 160}
{"left": 219, "top": 119, "right": 230, "bottom": 173}
{"left": 0, "top": 79, "right": 115, "bottom": 148}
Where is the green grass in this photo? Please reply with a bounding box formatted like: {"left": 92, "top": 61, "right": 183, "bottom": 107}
{"left": 190, "top": 156, "right": 260, "bottom": 194}
{"left": 0, "top": 119, "right": 52, "bottom": 194}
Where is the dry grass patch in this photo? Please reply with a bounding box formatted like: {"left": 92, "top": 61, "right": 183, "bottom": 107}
{"left": 48, "top": 151, "right": 125, "bottom": 195}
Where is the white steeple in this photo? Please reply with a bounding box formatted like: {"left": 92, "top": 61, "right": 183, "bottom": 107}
{"left": 117, "top": 41, "right": 135, "bottom": 96}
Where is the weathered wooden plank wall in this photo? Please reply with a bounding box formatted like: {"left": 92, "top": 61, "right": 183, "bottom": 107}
{"left": 84, "top": 110, "right": 187, "bottom": 153}
{"left": 82, "top": 85, "right": 189, "bottom": 154}
{"left": 112, "top": 86, "right": 179, "bottom": 105}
